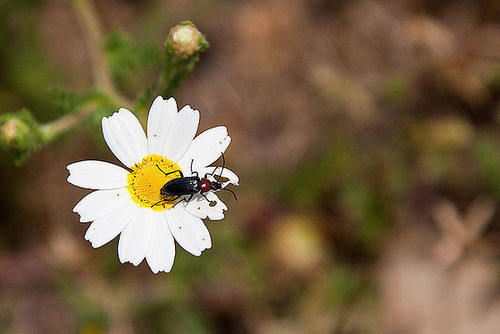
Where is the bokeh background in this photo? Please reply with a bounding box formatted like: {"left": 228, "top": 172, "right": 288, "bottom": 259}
{"left": 1, "top": 0, "right": 500, "bottom": 332}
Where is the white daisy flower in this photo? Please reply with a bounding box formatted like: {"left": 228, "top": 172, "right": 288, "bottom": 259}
{"left": 66, "top": 96, "right": 238, "bottom": 274}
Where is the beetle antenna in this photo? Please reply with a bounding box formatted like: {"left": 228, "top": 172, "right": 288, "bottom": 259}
{"left": 220, "top": 152, "right": 226, "bottom": 176}
{"left": 222, "top": 187, "right": 238, "bottom": 201}
{"left": 212, "top": 152, "right": 226, "bottom": 181}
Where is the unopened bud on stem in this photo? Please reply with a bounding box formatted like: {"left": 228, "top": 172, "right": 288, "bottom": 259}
{"left": 1, "top": 119, "right": 24, "bottom": 144}
{"left": 166, "top": 21, "right": 208, "bottom": 57}
{"left": 0, "top": 110, "right": 44, "bottom": 165}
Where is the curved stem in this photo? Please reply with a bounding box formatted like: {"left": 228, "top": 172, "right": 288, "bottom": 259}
{"left": 40, "top": 101, "right": 98, "bottom": 142}
{"left": 72, "top": 0, "right": 130, "bottom": 107}
{"left": 39, "top": 0, "right": 132, "bottom": 141}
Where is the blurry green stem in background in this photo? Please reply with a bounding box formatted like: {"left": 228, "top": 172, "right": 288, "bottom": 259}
{"left": 72, "top": 0, "right": 130, "bottom": 108}
{"left": 0, "top": 0, "right": 208, "bottom": 165}
{"left": 39, "top": 101, "right": 101, "bottom": 143}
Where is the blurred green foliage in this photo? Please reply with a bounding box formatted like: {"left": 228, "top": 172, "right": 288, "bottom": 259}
{"left": 475, "top": 138, "right": 500, "bottom": 198}
{"left": 0, "top": 0, "right": 60, "bottom": 117}
{"left": 104, "top": 30, "right": 164, "bottom": 100}
{"left": 1, "top": 0, "right": 500, "bottom": 333}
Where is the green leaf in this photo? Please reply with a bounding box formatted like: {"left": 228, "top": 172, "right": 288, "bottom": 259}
{"left": 104, "top": 30, "right": 163, "bottom": 79}
{"left": 47, "top": 87, "right": 110, "bottom": 114}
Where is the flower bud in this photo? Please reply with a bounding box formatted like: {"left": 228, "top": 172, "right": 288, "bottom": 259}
{"left": 0, "top": 110, "right": 44, "bottom": 164}
{"left": 1, "top": 118, "right": 24, "bottom": 144}
{"left": 166, "top": 21, "right": 208, "bottom": 57}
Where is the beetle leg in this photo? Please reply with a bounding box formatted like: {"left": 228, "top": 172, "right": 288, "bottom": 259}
{"left": 189, "top": 159, "right": 199, "bottom": 177}
{"left": 152, "top": 195, "right": 182, "bottom": 208}
{"left": 156, "top": 165, "right": 183, "bottom": 178}
{"left": 151, "top": 199, "right": 166, "bottom": 208}
{"left": 172, "top": 194, "right": 194, "bottom": 208}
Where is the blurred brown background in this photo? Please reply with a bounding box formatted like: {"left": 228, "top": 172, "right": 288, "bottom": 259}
{"left": 1, "top": 0, "right": 500, "bottom": 332}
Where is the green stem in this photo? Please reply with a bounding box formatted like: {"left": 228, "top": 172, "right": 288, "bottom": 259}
{"left": 39, "top": 101, "right": 99, "bottom": 142}
{"left": 162, "top": 56, "right": 196, "bottom": 97}
{"left": 136, "top": 55, "right": 197, "bottom": 114}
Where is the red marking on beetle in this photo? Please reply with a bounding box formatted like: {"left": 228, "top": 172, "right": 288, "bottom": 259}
{"left": 154, "top": 134, "right": 157, "bottom": 137}
{"left": 202, "top": 238, "right": 205, "bottom": 241}
{"left": 178, "top": 226, "right": 182, "bottom": 229}
{"left": 200, "top": 178, "right": 211, "bottom": 192}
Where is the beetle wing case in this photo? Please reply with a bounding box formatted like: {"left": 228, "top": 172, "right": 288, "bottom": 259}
{"left": 160, "top": 176, "right": 201, "bottom": 196}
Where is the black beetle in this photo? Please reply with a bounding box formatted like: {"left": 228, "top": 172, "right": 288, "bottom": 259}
{"left": 153, "top": 154, "right": 236, "bottom": 208}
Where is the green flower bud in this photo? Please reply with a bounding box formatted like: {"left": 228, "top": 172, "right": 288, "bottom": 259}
{"left": 0, "top": 109, "right": 44, "bottom": 165}
{"left": 166, "top": 21, "right": 208, "bottom": 57}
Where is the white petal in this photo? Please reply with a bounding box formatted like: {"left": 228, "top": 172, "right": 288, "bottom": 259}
{"left": 182, "top": 192, "right": 227, "bottom": 220}
{"left": 178, "top": 127, "right": 231, "bottom": 172}
{"left": 84, "top": 200, "right": 139, "bottom": 248}
{"left": 197, "top": 166, "right": 239, "bottom": 187}
{"left": 102, "top": 117, "right": 132, "bottom": 167}
{"left": 166, "top": 207, "right": 211, "bottom": 256}
{"left": 163, "top": 105, "right": 200, "bottom": 163}
{"left": 67, "top": 160, "right": 129, "bottom": 189}
{"left": 146, "top": 211, "right": 175, "bottom": 274}
{"left": 102, "top": 108, "right": 148, "bottom": 167}
{"left": 73, "top": 187, "right": 132, "bottom": 222}
{"left": 118, "top": 207, "right": 154, "bottom": 266}
{"left": 147, "top": 96, "right": 178, "bottom": 156}
{"left": 118, "top": 108, "right": 149, "bottom": 157}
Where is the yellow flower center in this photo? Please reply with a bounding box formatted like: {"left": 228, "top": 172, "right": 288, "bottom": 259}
{"left": 127, "top": 154, "right": 182, "bottom": 211}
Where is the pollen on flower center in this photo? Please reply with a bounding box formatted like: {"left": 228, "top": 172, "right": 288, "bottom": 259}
{"left": 127, "top": 154, "right": 182, "bottom": 211}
